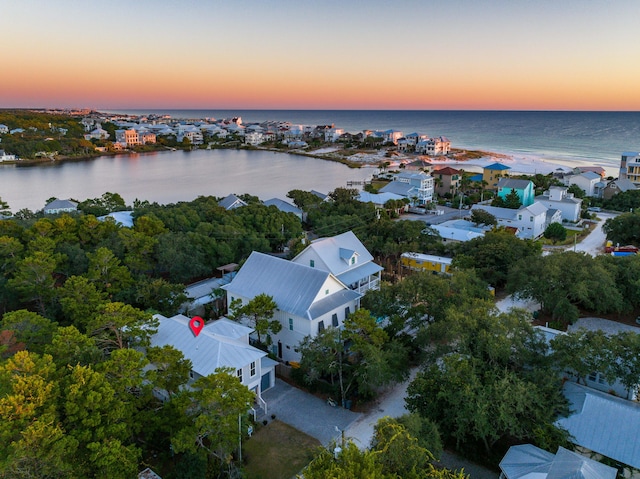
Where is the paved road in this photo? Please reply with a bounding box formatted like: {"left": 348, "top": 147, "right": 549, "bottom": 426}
{"left": 568, "top": 212, "right": 615, "bottom": 256}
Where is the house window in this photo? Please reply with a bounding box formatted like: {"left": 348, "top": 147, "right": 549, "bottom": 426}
{"left": 529, "top": 216, "right": 533, "bottom": 222}
{"left": 332, "top": 313, "right": 338, "bottom": 327}
{"left": 318, "top": 320, "right": 325, "bottom": 332}
{"left": 344, "top": 307, "right": 350, "bottom": 319}
{"left": 310, "top": 259, "right": 315, "bottom": 267}
{"left": 351, "top": 257, "right": 356, "bottom": 265}
{"left": 189, "top": 371, "right": 194, "bottom": 379}
{"left": 289, "top": 318, "right": 293, "bottom": 331}
{"left": 518, "top": 215, "right": 522, "bottom": 220}
{"left": 250, "top": 361, "right": 256, "bottom": 377}
{"left": 237, "top": 368, "right": 243, "bottom": 382}
{"left": 325, "top": 289, "right": 329, "bottom": 295}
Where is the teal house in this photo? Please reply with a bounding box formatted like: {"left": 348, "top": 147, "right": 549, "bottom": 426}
{"left": 497, "top": 178, "right": 535, "bottom": 206}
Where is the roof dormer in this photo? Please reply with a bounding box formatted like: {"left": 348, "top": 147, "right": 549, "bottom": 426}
{"left": 339, "top": 248, "right": 358, "bottom": 266}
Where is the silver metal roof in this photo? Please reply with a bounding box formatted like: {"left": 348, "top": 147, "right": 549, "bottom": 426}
{"left": 222, "top": 251, "right": 337, "bottom": 319}
{"left": 151, "top": 314, "right": 265, "bottom": 376}
{"left": 337, "top": 261, "right": 383, "bottom": 286}
{"left": 557, "top": 382, "right": 640, "bottom": 470}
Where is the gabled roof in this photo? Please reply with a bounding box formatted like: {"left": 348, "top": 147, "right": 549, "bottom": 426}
{"left": 484, "top": 162, "right": 511, "bottom": 171}
{"left": 576, "top": 171, "right": 601, "bottom": 181}
{"left": 497, "top": 178, "right": 533, "bottom": 190}
{"left": 151, "top": 314, "right": 265, "bottom": 376}
{"left": 557, "top": 382, "right": 640, "bottom": 470}
{"left": 295, "top": 231, "right": 375, "bottom": 276}
{"left": 525, "top": 202, "right": 549, "bottom": 216}
{"left": 263, "top": 198, "right": 302, "bottom": 216}
{"left": 396, "top": 171, "right": 431, "bottom": 181}
{"left": 218, "top": 194, "right": 247, "bottom": 210}
{"left": 379, "top": 181, "right": 415, "bottom": 196}
{"left": 222, "top": 252, "right": 360, "bottom": 320}
{"left": 608, "top": 178, "right": 637, "bottom": 192}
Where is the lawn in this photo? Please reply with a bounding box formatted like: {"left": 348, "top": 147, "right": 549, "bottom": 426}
{"left": 243, "top": 419, "right": 321, "bottom": 479}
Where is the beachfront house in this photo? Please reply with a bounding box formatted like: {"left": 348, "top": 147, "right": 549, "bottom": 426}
{"left": 496, "top": 178, "right": 535, "bottom": 206}
{"left": 619, "top": 152, "right": 640, "bottom": 187}
{"left": 482, "top": 163, "right": 511, "bottom": 190}
{"left": 470, "top": 203, "right": 556, "bottom": 239}
{"left": 150, "top": 314, "right": 276, "bottom": 412}
{"left": 566, "top": 171, "right": 601, "bottom": 197}
{"left": 292, "top": 231, "right": 383, "bottom": 294}
{"left": 535, "top": 186, "right": 582, "bottom": 222}
{"left": 0, "top": 150, "right": 16, "bottom": 162}
{"left": 222, "top": 251, "right": 361, "bottom": 363}
{"left": 415, "top": 136, "right": 451, "bottom": 156}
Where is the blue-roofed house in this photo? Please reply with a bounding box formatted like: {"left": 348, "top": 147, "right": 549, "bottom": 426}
{"left": 150, "top": 314, "right": 276, "bottom": 412}
{"left": 263, "top": 198, "right": 305, "bottom": 221}
{"left": 218, "top": 194, "right": 247, "bottom": 210}
{"left": 497, "top": 178, "right": 535, "bottom": 206}
{"left": 470, "top": 203, "right": 558, "bottom": 239}
{"left": 482, "top": 162, "right": 511, "bottom": 189}
{"left": 292, "top": 231, "right": 383, "bottom": 294}
{"left": 222, "top": 252, "right": 361, "bottom": 362}
{"left": 535, "top": 186, "right": 582, "bottom": 222}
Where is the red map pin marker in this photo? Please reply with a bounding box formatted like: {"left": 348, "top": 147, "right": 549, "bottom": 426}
{"left": 189, "top": 316, "right": 204, "bottom": 337}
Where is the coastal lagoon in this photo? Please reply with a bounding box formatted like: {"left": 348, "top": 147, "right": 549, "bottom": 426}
{"left": 0, "top": 149, "right": 375, "bottom": 212}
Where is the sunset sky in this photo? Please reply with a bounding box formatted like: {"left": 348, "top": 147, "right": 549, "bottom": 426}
{"left": 3, "top": 0, "right": 640, "bottom": 111}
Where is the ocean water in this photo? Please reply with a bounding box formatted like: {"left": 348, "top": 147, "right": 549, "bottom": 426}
{"left": 108, "top": 110, "right": 640, "bottom": 171}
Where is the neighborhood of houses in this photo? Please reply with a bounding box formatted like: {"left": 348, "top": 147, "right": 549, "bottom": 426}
{"left": 7, "top": 114, "right": 640, "bottom": 477}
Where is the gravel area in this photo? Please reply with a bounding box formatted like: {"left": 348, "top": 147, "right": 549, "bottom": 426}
{"left": 569, "top": 317, "right": 640, "bottom": 335}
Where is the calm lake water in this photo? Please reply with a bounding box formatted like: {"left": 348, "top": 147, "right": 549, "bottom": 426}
{"left": 0, "top": 149, "right": 375, "bottom": 212}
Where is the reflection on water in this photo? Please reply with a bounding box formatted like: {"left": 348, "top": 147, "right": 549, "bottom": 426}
{"left": 0, "top": 149, "right": 375, "bottom": 212}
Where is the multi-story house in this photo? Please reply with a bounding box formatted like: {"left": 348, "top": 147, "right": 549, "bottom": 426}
{"left": 482, "top": 162, "right": 511, "bottom": 189}
{"left": 222, "top": 252, "right": 361, "bottom": 363}
{"left": 497, "top": 178, "right": 535, "bottom": 206}
{"left": 292, "top": 231, "right": 383, "bottom": 294}
{"left": 535, "top": 186, "right": 582, "bottom": 222}
{"left": 150, "top": 314, "right": 275, "bottom": 411}
{"left": 470, "top": 203, "right": 558, "bottom": 239}
{"left": 415, "top": 136, "right": 451, "bottom": 156}
{"left": 432, "top": 166, "right": 461, "bottom": 197}
{"left": 618, "top": 152, "right": 640, "bottom": 187}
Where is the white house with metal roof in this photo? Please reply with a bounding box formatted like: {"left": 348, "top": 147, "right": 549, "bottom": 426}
{"left": 222, "top": 251, "right": 361, "bottom": 362}
{"left": 534, "top": 186, "right": 582, "bottom": 223}
{"left": 499, "top": 444, "right": 616, "bottom": 479}
{"left": 150, "top": 314, "right": 276, "bottom": 410}
{"left": 292, "top": 231, "right": 383, "bottom": 294}
{"left": 263, "top": 198, "right": 304, "bottom": 221}
{"left": 470, "top": 203, "right": 558, "bottom": 239}
{"left": 218, "top": 194, "right": 247, "bottom": 210}
{"left": 566, "top": 171, "right": 601, "bottom": 197}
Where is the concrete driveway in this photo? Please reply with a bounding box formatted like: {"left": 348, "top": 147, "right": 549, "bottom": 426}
{"left": 259, "top": 378, "right": 361, "bottom": 446}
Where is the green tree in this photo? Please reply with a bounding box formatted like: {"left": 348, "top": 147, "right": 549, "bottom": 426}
{"left": 567, "top": 184, "right": 586, "bottom": 199}
{"left": 45, "top": 325, "right": 103, "bottom": 368}
{"left": 603, "top": 212, "right": 640, "bottom": 246}
{"left": 0, "top": 196, "right": 11, "bottom": 217}
{"left": 171, "top": 369, "right": 254, "bottom": 470}
{"left": 544, "top": 222, "right": 567, "bottom": 244}
{"left": 147, "top": 345, "right": 192, "bottom": 398}
{"left": 229, "top": 293, "right": 281, "bottom": 345}
{"left": 1, "top": 309, "right": 57, "bottom": 354}
{"left": 8, "top": 251, "right": 63, "bottom": 316}
{"left": 300, "top": 441, "right": 387, "bottom": 479}
{"left": 470, "top": 208, "right": 497, "bottom": 226}
{"left": 87, "top": 301, "right": 158, "bottom": 351}
{"left": 58, "top": 275, "right": 108, "bottom": 331}
{"left": 86, "top": 247, "right": 133, "bottom": 298}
